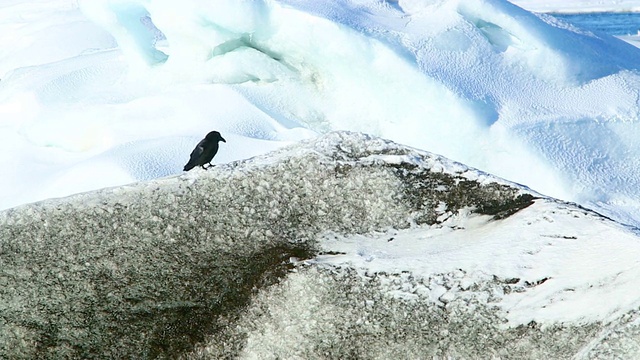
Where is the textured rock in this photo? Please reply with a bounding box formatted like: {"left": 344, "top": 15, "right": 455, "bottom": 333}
{"left": 0, "top": 132, "right": 623, "bottom": 359}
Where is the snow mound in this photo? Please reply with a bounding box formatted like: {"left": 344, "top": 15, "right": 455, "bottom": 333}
{"left": 2, "top": 132, "right": 640, "bottom": 358}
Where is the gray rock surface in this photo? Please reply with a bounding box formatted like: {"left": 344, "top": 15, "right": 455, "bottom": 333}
{"left": 0, "top": 132, "right": 635, "bottom": 359}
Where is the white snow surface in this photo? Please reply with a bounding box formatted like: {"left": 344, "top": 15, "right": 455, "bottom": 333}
{"left": 3, "top": 0, "right": 640, "bottom": 227}
{"left": 318, "top": 201, "right": 640, "bottom": 326}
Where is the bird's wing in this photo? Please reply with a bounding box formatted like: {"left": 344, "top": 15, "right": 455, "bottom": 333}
{"left": 183, "top": 139, "right": 206, "bottom": 170}
{"left": 190, "top": 140, "right": 206, "bottom": 159}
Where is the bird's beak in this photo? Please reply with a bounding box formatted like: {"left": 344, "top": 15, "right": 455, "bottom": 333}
{"left": 221, "top": 137, "right": 226, "bottom": 143}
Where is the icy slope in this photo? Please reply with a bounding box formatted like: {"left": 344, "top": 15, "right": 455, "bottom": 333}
{"left": 2, "top": 132, "right": 640, "bottom": 358}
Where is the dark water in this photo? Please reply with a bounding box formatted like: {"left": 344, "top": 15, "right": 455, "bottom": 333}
{"left": 553, "top": 12, "right": 640, "bottom": 36}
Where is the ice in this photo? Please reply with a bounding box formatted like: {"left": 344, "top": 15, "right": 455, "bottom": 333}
{"left": 4, "top": 0, "right": 640, "bottom": 355}
{"left": 3, "top": 0, "right": 640, "bottom": 226}
{"left": 3, "top": 131, "right": 639, "bottom": 357}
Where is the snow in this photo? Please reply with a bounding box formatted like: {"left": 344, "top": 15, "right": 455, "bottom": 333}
{"left": 3, "top": 0, "right": 640, "bottom": 228}
{"left": 318, "top": 200, "right": 640, "bottom": 325}
{"left": 4, "top": 0, "right": 640, "bottom": 355}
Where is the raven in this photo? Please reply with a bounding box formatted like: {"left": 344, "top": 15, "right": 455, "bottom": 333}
{"left": 183, "top": 131, "right": 226, "bottom": 171}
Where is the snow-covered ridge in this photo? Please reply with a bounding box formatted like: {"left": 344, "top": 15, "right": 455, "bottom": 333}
{"left": 2, "top": 132, "right": 640, "bottom": 358}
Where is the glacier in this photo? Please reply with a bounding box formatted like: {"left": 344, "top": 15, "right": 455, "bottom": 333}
{"left": 2, "top": 132, "right": 640, "bottom": 358}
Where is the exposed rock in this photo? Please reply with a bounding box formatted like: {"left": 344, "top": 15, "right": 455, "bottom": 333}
{"left": 0, "top": 132, "right": 630, "bottom": 359}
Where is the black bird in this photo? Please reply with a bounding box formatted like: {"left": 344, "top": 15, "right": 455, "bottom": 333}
{"left": 183, "top": 131, "right": 226, "bottom": 171}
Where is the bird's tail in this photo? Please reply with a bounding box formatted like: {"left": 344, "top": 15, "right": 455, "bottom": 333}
{"left": 183, "top": 163, "right": 195, "bottom": 171}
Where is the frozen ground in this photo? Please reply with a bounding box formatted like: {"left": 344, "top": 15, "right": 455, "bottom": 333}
{"left": 3, "top": 0, "right": 640, "bottom": 228}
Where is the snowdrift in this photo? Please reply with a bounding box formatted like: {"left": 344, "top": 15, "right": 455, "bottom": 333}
{"left": 2, "top": 132, "right": 640, "bottom": 358}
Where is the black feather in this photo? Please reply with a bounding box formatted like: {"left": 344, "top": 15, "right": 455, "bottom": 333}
{"left": 183, "top": 131, "right": 226, "bottom": 171}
